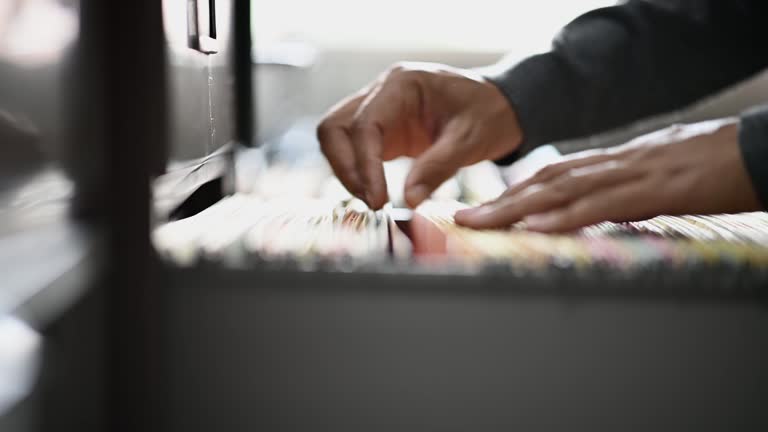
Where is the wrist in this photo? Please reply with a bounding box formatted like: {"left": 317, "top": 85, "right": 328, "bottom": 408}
{"left": 482, "top": 78, "right": 525, "bottom": 160}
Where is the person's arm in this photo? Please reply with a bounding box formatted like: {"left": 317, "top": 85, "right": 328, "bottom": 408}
{"left": 739, "top": 105, "right": 768, "bottom": 206}
{"left": 316, "top": 0, "right": 768, "bottom": 212}
{"left": 490, "top": 0, "right": 768, "bottom": 160}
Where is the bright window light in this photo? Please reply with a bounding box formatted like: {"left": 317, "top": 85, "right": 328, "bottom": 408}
{"left": 252, "top": 0, "right": 616, "bottom": 53}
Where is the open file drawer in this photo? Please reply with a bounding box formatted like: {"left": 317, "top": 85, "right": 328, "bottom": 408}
{"left": 157, "top": 260, "right": 768, "bottom": 432}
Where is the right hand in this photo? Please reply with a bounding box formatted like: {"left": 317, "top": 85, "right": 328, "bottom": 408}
{"left": 316, "top": 62, "right": 524, "bottom": 210}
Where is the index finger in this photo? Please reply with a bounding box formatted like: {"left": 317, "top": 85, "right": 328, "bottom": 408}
{"left": 317, "top": 92, "right": 368, "bottom": 200}
{"left": 350, "top": 79, "right": 420, "bottom": 209}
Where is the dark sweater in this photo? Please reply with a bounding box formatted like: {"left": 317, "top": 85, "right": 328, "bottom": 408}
{"left": 488, "top": 0, "right": 768, "bottom": 206}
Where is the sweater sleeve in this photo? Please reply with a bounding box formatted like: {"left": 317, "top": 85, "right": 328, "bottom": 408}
{"left": 739, "top": 105, "right": 768, "bottom": 207}
{"left": 488, "top": 0, "right": 768, "bottom": 160}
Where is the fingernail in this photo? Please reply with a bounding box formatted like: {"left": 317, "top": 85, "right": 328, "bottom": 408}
{"left": 405, "top": 184, "right": 431, "bottom": 208}
{"left": 524, "top": 213, "right": 559, "bottom": 231}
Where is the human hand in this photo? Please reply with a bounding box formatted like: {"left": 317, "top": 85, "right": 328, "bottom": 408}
{"left": 316, "top": 62, "right": 523, "bottom": 210}
{"left": 454, "top": 118, "right": 762, "bottom": 232}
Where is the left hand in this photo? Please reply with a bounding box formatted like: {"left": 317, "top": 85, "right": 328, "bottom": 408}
{"left": 454, "top": 118, "right": 762, "bottom": 233}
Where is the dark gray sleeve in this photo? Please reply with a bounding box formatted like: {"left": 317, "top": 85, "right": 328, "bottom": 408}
{"left": 489, "top": 0, "right": 768, "bottom": 163}
{"left": 739, "top": 105, "right": 768, "bottom": 207}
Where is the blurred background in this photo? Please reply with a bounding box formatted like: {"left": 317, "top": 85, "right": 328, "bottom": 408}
{"left": 253, "top": 0, "right": 614, "bottom": 53}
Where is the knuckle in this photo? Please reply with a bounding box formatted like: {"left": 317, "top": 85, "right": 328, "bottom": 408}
{"left": 316, "top": 121, "right": 342, "bottom": 150}
{"left": 550, "top": 174, "right": 574, "bottom": 192}
{"left": 385, "top": 63, "right": 427, "bottom": 85}
{"left": 382, "top": 63, "right": 407, "bottom": 82}
{"left": 546, "top": 180, "right": 573, "bottom": 202}
{"left": 560, "top": 168, "right": 579, "bottom": 182}
{"left": 536, "top": 163, "right": 560, "bottom": 179}
{"left": 316, "top": 120, "right": 333, "bottom": 141}
{"left": 349, "top": 117, "right": 378, "bottom": 138}
{"left": 403, "top": 78, "right": 423, "bottom": 99}
{"left": 388, "top": 62, "right": 407, "bottom": 73}
{"left": 403, "top": 69, "right": 429, "bottom": 85}
{"left": 565, "top": 166, "right": 595, "bottom": 185}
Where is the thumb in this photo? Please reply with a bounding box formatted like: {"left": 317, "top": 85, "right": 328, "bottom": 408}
{"left": 404, "top": 119, "right": 474, "bottom": 208}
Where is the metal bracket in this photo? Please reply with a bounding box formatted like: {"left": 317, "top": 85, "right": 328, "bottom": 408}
{"left": 188, "top": 0, "right": 218, "bottom": 54}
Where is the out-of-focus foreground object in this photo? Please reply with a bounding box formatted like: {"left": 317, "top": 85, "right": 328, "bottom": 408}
{"left": 0, "top": 1, "right": 103, "bottom": 431}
